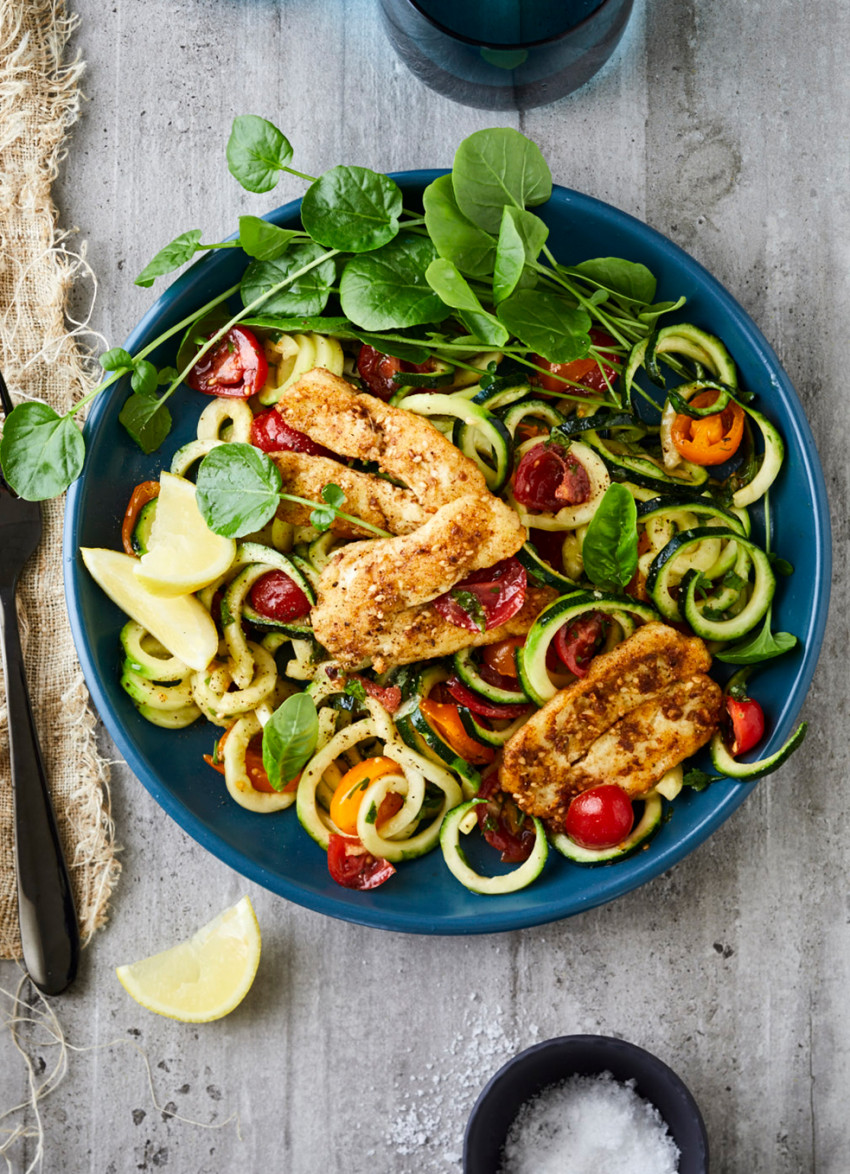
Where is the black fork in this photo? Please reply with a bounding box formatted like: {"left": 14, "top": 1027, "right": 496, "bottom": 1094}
{"left": 0, "top": 371, "right": 79, "bottom": 994}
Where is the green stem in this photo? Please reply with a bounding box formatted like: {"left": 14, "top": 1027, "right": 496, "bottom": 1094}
{"left": 280, "top": 492, "right": 391, "bottom": 539}
{"left": 283, "top": 165, "right": 317, "bottom": 183}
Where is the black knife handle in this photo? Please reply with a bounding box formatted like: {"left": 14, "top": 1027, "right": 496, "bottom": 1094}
{"left": 0, "top": 586, "right": 79, "bottom": 994}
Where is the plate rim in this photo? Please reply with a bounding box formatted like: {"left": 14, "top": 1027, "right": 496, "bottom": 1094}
{"left": 63, "top": 172, "right": 832, "bottom": 934}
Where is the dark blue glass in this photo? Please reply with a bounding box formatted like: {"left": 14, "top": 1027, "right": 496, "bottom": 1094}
{"left": 379, "top": 0, "right": 635, "bottom": 110}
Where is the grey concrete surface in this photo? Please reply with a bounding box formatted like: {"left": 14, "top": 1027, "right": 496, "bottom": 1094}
{"left": 0, "top": 0, "right": 847, "bottom": 1170}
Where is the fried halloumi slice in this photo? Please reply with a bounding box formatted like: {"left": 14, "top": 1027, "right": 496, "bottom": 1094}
{"left": 311, "top": 492, "right": 542, "bottom": 671}
{"left": 271, "top": 452, "right": 428, "bottom": 538}
{"left": 275, "top": 369, "right": 489, "bottom": 506}
{"left": 500, "top": 622, "right": 720, "bottom": 821}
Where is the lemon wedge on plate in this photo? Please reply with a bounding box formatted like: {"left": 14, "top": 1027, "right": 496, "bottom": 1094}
{"left": 116, "top": 896, "right": 261, "bottom": 1022}
{"left": 81, "top": 546, "right": 218, "bottom": 671}
{"left": 133, "top": 471, "right": 236, "bottom": 597}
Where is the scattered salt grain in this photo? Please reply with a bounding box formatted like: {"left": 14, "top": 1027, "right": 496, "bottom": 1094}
{"left": 499, "top": 1071, "right": 680, "bottom": 1174}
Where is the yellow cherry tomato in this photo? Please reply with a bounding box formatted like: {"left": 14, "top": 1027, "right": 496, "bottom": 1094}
{"left": 329, "top": 757, "right": 404, "bottom": 835}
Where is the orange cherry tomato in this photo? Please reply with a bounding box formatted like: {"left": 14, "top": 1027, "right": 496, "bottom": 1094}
{"left": 419, "top": 699, "right": 496, "bottom": 766}
{"left": 121, "top": 480, "right": 160, "bottom": 557}
{"left": 330, "top": 757, "right": 404, "bottom": 835}
{"left": 481, "top": 636, "right": 525, "bottom": 680}
{"left": 670, "top": 390, "right": 745, "bottom": 466}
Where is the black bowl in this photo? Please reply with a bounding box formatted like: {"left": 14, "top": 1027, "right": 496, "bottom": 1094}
{"left": 463, "top": 1034, "right": 709, "bottom": 1173}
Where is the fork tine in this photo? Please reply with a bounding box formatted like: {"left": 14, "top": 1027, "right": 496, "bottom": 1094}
{"left": 0, "top": 369, "right": 12, "bottom": 418}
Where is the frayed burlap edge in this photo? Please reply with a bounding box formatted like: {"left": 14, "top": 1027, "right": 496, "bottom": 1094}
{"left": 0, "top": 0, "right": 120, "bottom": 958}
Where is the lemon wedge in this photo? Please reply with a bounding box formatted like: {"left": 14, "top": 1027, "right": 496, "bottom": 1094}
{"left": 116, "top": 896, "right": 261, "bottom": 1022}
{"left": 133, "top": 472, "right": 236, "bottom": 597}
{"left": 81, "top": 546, "right": 218, "bottom": 671}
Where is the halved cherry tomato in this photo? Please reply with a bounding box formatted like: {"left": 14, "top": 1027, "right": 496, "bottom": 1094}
{"left": 529, "top": 527, "right": 566, "bottom": 572}
{"left": 513, "top": 444, "right": 591, "bottom": 513}
{"left": 121, "top": 481, "right": 160, "bottom": 557}
{"left": 670, "top": 389, "right": 745, "bottom": 466}
{"left": 419, "top": 698, "right": 496, "bottom": 766}
{"left": 432, "top": 558, "right": 527, "bottom": 632}
{"left": 565, "top": 784, "right": 634, "bottom": 849}
{"left": 327, "top": 834, "right": 396, "bottom": 890}
{"left": 445, "top": 676, "right": 533, "bottom": 720}
{"left": 356, "top": 678, "right": 402, "bottom": 714}
{"left": 204, "top": 729, "right": 298, "bottom": 794}
{"left": 529, "top": 330, "right": 619, "bottom": 393}
{"left": 330, "top": 757, "right": 404, "bottom": 834}
{"left": 186, "top": 325, "right": 268, "bottom": 398}
{"left": 250, "top": 407, "right": 335, "bottom": 457}
{"left": 481, "top": 636, "right": 525, "bottom": 680}
{"left": 356, "top": 345, "right": 442, "bottom": 401}
{"left": 249, "top": 570, "right": 312, "bottom": 623}
{"left": 726, "top": 693, "right": 765, "bottom": 756}
{"left": 475, "top": 771, "right": 537, "bottom": 864}
{"left": 554, "top": 612, "right": 610, "bottom": 677}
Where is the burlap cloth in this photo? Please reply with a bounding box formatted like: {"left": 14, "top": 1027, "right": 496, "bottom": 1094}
{"left": 0, "top": 0, "right": 119, "bottom": 957}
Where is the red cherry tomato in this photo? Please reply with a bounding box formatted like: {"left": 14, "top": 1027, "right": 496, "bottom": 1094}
{"left": 529, "top": 329, "right": 619, "bottom": 393}
{"left": 726, "top": 694, "right": 765, "bottom": 756}
{"left": 250, "top": 408, "right": 334, "bottom": 458}
{"left": 445, "top": 676, "right": 534, "bottom": 720}
{"left": 513, "top": 444, "right": 591, "bottom": 513}
{"left": 433, "top": 558, "right": 527, "bottom": 632}
{"left": 356, "top": 678, "right": 403, "bottom": 714}
{"left": 356, "top": 345, "right": 442, "bottom": 401}
{"left": 475, "top": 772, "right": 538, "bottom": 864}
{"left": 554, "top": 612, "right": 610, "bottom": 677}
{"left": 186, "top": 325, "right": 268, "bottom": 398}
{"left": 327, "top": 834, "right": 396, "bottom": 890}
{"left": 565, "top": 785, "right": 634, "bottom": 850}
{"left": 249, "top": 570, "right": 312, "bottom": 623}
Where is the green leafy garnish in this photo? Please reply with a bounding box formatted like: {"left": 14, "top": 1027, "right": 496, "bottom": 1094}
{"left": 450, "top": 589, "right": 487, "bottom": 633}
{"left": 262, "top": 693, "right": 319, "bottom": 791}
{"left": 581, "top": 483, "right": 638, "bottom": 592}
{"left": 226, "top": 115, "right": 294, "bottom": 194}
{"left": 301, "top": 165, "right": 403, "bottom": 253}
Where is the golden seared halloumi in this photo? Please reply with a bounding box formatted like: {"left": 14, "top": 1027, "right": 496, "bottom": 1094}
{"left": 310, "top": 493, "right": 542, "bottom": 671}
{"left": 500, "top": 623, "right": 722, "bottom": 824}
{"left": 275, "top": 369, "right": 489, "bottom": 506}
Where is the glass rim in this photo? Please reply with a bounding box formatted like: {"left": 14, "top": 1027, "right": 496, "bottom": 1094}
{"left": 403, "top": 0, "right": 616, "bottom": 50}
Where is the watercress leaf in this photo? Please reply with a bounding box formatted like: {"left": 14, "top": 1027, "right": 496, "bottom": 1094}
{"left": 157, "top": 366, "right": 179, "bottom": 385}
{"left": 238, "top": 215, "right": 299, "bottom": 261}
{"left": 301, "top": 165, "right": 402, "bottom": 253}
{"left": 571, "top": 257, "right": 657, "bottom": 304}
{"left": 422, "top": 175, "right": 496, "bottom": 278}
{"left": 0, "top": 403, "right": 84, "bottom": 500}
{"left": 175, "top": 306, "right": 233, "bottom": 373}
{"left": 130, "top": 359, "right": 159, "bottom": 397}
{"left": 638, "top": 296, "right": 687, "bottom": 325}
{"left": 321, "top": 483, "right": 346, "bottom": 510}
{"left": 769, "top": 554, "right": 794, "bottom": 576}
{"left": 340, "top": 234, "right": 448, "bottom": 330}
{"left": 195, "top": 442, "right": 281, "bottom": 537}
{"left": 452, "top": 127, "right": 552, "bottom": 233}
{"left": 425, "top": 258, "right": 509, "bottom": 346}
{"left": 492, "top": 209, "right": 525, "bottom": 303}
{"left": 262, "top": 693, "right": 318, "bottom": 789}
{"left": 100, "top": 347, "right": 134, "bottom": 372}
{"left": 309, "top": 506, "right": 335, "bottom": 532}
{"left": 118, "top": 393, "right": 173, "bottom": 455}
{"left": 241, "top": 314, "right": 356, "bottom": 337}
{"left": 241, "top": 242, "right": 337, "bottom": 317}
{"left": 135, "top": 229, "right": 204, "bottom": 288}
{"left": 581, "top": 483, "right": 638, "bottom": 591}
{"left": 226, "top": 115, "right": 293, "bottom": 194}
{"left": 715, "top": 611, "right": 799, "bottom": 664}
{"left": 497, "top": 289, "right": 591, "bottom": 362}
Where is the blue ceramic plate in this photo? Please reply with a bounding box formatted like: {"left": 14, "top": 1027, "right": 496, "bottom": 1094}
{"left": 63, "top": 174, "right": 831, "bottom": 934}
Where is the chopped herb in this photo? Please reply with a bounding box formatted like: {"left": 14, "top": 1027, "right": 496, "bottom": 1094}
{"left": 451, "top": 589, "right": 487, "bottom": 632}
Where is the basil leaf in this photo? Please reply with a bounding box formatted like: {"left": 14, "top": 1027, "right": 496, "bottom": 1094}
{"left": 422, "top": 175, "right": 496, "bottom": 278}
{"left": 100, "top": 347, "right": 134, "bottom": 372}
{"left": 340, "top": 234, "right": 447, "bottom": 331}
{"left": 497, "top": 289, "right": 591, "bottom": 362}
{"left": 135, "top": 229, "right": 204, "bottom": 288}
{"left": 130, "top": 359, "right": 159, "bottom": 397}
{"left": 301, "top": 165, "right": 402, "bottom": 253}
{"left": 238, "top": 216, "right": 299, "bottom": 261}
{"left": 0, "top": 403, "right": 84, "bottom": 500}
{"left": 241, "top": 242, "right": 336, "bottom": 317}
{"left": 226, "top": 115, "right": 293, "bottom": 194}
{"left": 581, "top": 483, "right": 638, "bottom": 591}
{"left": 571, "top": 257, "right": 657, "bottom": 304}
{"left": 452, "top": 127, "right": 552, "bottom": 234}
{"left": 262, "top": 693, "right": 319, "bottom": 789}
{"left": 118, "top": 393, "right": 173, "bottom": 454}
{"left": 425, "top": 258, "right": 508, "bottom": 346}
{"left": 195, "top": 442, "right": 281, "bottom": 537}
{"left": 715, "top": 610, "right": 799, "bottom": 665}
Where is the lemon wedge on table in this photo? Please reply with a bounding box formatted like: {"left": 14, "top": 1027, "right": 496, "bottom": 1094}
{"left": 116, "top": 897, "right": 261, "bottom": 1022}
{"left": 133, "top": 471, "right": 236, "bottom": 597}
{"left": 80, "top": 546, "right": 218, "bottom": 671}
